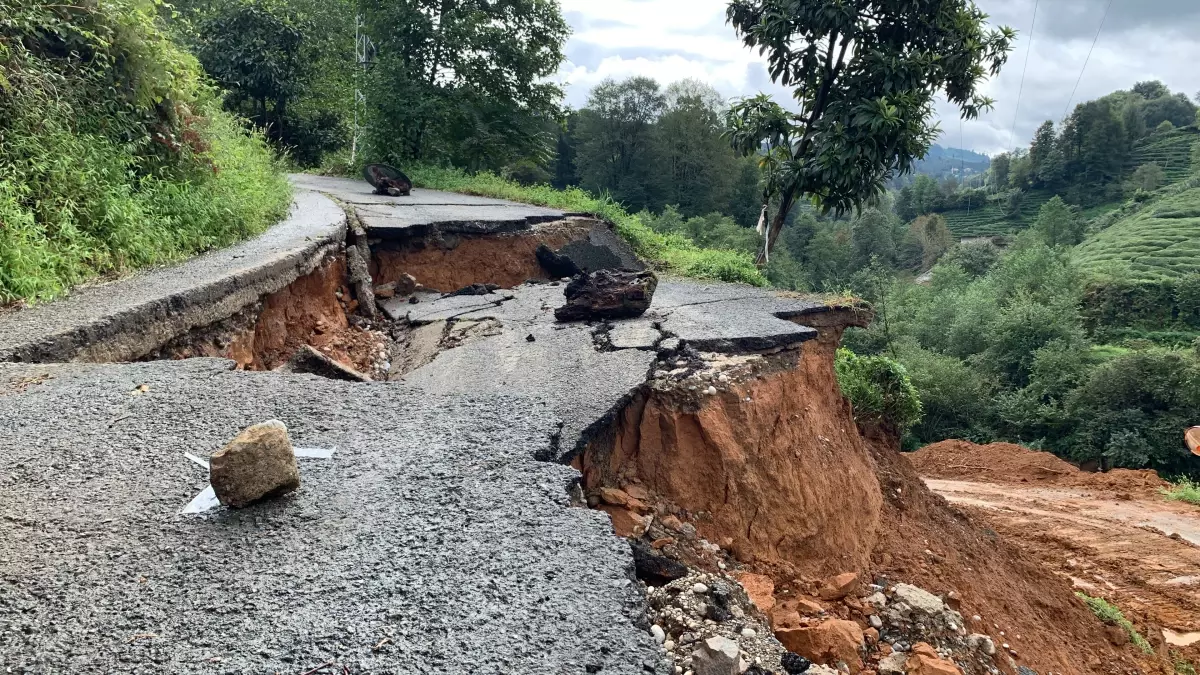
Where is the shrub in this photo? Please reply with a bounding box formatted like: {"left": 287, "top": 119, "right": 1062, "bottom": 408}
{"left": 835, "top": 347, "right": 924, "bottom": 434}
{"left": 0, "top": 0, "right": 291, "bottom": 303}
{"left": 1076, "top": 593, "right": 1153, "bottom": 655}
{"left": 1164, "top": 478, "right": 1200, "bottom": 506}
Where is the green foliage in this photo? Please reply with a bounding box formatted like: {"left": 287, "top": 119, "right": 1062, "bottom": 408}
{"left": 835, "top": 348, "right": 924, "bottom": 434}
{"left": 575, "top": 77, "right": 667, "bottom": 212}
{"left": 1164, "top": 478, "right": 1200, "bottom": 506}
{"left": 1076, "top": 593, "right": 1154, "bottom": 655}
{"left": 360, "top": 0, "right": 568, "bottom": 172}
{"left": 175, "top": 0, "right": 354, "bottom": 167}
{"left": 0, "top": 0, "right": 290, "bottom": 303}
{"left": 724, "top": 0, "right": 1013, "bottom": 259}
{"left": 1034, "top": 196, "right": 1086, "bottom": 246}
{"left": 405, "top": 164, "right": 767, "bottom": 287}
{"left": 940, "top": 240, "right": 1001, "bottom": 278}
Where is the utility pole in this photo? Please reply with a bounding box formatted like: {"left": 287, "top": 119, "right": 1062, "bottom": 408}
{"left": 351, "top": 13, "right": 375, "bottom": 165}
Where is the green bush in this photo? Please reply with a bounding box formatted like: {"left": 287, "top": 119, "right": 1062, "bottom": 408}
{"left": 0, "top": 0, "right": 291, "bottom": 303}
{"left": 406, "top": 164, "right": 767, "bottom": 286}
{"left": 1164, "top": 478, "right": 1200, "bottom": 506}
{"left": 834, "top": 347, "right": 924, "bottom": 434}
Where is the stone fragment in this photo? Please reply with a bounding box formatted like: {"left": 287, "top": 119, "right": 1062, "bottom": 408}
{"left": 554, "top": 269, "right": 657, "bottom": 322}
{"left": 598, "top": 504, "right": 646, "bottom": 537}
{"left": 818, "top": 572, "right": 859, "bottom": 601}
{"left": 209, "top": 420, "right": 301, "bottom": 508}
{"left": 905, "top": 643, "right": 961, "bottom": 675}
{"left": 771, "top": 609, "right": 803, "bottom": 630}
{"left": 651, "top": 624, "right": 666, "bottom": 644}
{"left": 966, "top": 634, "right": 995, "bottom": 656}
{"left": 878, "top": 652, "right": 907, "bottom": 675}
{"left": 690, "top": 636, "right": 741, "bottom": 675}
{"left": 446, "top": 282, "right": 500, "bottom": 297}
{"left": 775, "top": 619, "right": 864, "bottom": 673}
{"left": 693, "top": 583, "right": 709, "bottom": 594}
{"left": 795, "top": 598, "right": 825, "bottom": 615}
{"left": 345, "top": 243, "right": 377, "bottom": 319}
{"left": 780, "top": 652, "right": 813, "bottom": 675}
{"left": 285, "top": 345, "right": 371, "bottom": 382}
{"left": 1105, "top": 625, "right": 1128, "bottom": 646}
{"left": 736, "top": 573, "right": 776, "bottom": 614}
{"left": 892, "top": 584, "right": 945, "bottom": 615}
{"left": 631, "top": 539, "right": 689, "bottom": 586}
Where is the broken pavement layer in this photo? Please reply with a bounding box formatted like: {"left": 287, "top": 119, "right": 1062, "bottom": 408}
{"left": 0, "top": 191, "right": 347, "bottom": 364}
{"left": 0, "top": 360, "right": 661, "bottom": 674}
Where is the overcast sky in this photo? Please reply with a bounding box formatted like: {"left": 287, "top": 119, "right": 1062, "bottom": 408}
{"left": 556, "top": 0, "right": 1200, "bottom": 156}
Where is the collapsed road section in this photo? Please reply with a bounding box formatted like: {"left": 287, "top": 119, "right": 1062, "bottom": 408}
{"left": 0, "top": 176, "right": 1154, "bottom": 674}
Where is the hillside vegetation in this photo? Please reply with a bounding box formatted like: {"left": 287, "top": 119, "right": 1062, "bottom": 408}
{"left": 0, "top": 1, "right": 290, "bottom": 304}
{"left": 1077, "top": 184, "right": 1200, "bottom": 281}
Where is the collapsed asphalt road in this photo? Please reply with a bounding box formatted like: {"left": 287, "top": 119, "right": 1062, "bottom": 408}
{"left": 0, "top": 360, "right": 660, "bottom": 674}
{"left": 0, "top": 179, "right": 850, "bottom": 674}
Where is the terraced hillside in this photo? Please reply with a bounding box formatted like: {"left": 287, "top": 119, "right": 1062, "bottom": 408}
{"left": 1126, "top": 128, "right": 1197, "bottom": 184}
{"left": 942, "top": 189, "right": 1055, "bottom": 238}
{"left": 1076, "top": 185, "right": 1200, "bottom": 281}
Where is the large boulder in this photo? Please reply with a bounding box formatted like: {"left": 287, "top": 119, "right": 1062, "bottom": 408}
{"left": 210, "top": 420, "right": 301, "bottom": 508}
{"left": 554, "top": 269, "right": 657, "bottom": 322}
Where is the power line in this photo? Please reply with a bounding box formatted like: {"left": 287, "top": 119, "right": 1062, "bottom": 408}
{"left": 1062, "top": 0, "right": 1115, "bottom": 121}
{"left": 1008, "top": 0, "right": 1039, "bottom": 154}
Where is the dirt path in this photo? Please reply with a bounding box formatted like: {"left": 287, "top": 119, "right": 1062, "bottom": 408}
{"left": 926, "top": 478, "right": 1200, "bottom": 649}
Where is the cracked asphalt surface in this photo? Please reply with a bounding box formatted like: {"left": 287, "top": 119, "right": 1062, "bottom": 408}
{"left": 0, "top": 360, "right": 662, "bottom": 674}
{"left": 0, "top": 175, "right": 847, "bottom": 674}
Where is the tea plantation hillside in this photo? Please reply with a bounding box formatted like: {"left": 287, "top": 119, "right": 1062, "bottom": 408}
{"left": 1076, "top": 185, "right": 1200, "bottom": 281}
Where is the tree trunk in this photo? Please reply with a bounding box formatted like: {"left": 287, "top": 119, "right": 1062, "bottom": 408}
{"left": 755, "top": 191, "right": 796, "bottom": 267}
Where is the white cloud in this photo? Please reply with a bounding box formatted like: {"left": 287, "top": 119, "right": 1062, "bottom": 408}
{"left": 556, "top": 0, "right": 1200, "bottom": 156}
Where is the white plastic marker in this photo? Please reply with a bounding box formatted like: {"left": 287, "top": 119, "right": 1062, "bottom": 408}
{"left": 180, "top": 446, "right": 337, "bottom": 514}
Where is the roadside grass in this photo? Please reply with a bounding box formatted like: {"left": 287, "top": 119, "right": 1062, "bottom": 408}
{"left": 1163, "top": 478, "right": 1200, "bottom": 506}
{"left": 1176, "top": 652, "right": 1199, "bottom": 675}
{"left": 1076, "top": 592, "right": 1154, "bottom": 654}
{"left": 406, "top": 164, "right": 767, "bottom": 287}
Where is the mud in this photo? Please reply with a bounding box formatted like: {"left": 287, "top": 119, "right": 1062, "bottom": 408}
{"left": 926, "top": 476, "right": 1200, "bottom": 666}
{"left": 371, "top": 220, "right": 595, "bottom": 292}
{"left": 911, "top": 439, "right": 1169, "bottom": 496}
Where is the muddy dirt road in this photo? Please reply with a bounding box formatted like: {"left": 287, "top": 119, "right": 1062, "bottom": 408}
{"left": 926, "top": 477, "right": 1200, "bottom": 649}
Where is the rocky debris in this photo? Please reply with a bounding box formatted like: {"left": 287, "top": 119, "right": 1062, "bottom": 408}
{"left": 646, "top": 571, "right": 787, "bottom": 674}
{"left": 536, "top": 243, "right": 582, "bottom": 278}
{"left": 209, "top": 420, "right": 300, "bottom": 508}
{"left": 878, "top": 651, "right": 907, "bottom": 675}
{"left": 374, "top": 273, "right": 417, "bottom": 300}
{"left": 780, "top": 652, "right": 813, "bottom": 674}
{"left": 775, "top": 619, "right": 864, "bottom": 673}
{"left": 906, "top": 643, "right": 962, "bottom": 675}
{"left": 554, "top": 269, "right": 657, "bottom": 322}
{"left": 283, "top": 344, "right": 371, "bottom": 382}
{"left": 632, "top": 539, "right": 689, "bottom": 586}
{"left": 445, "top": 282, "right": 500, "bottom": 297}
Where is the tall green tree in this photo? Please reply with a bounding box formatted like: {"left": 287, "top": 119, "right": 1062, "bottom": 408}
{"left": 1028, "top": 120, "right": 1056, "bottom": 187}
{"left": 575, "top": 77, "right": 666, "bottom": 211}
{"left": 656, "top": 80, "right": 739, "bottom": 217}
{"left": 724, "top": 0, "right": 1014, "bottom": 263}
{"left": 1033, "top": 196, "right": 1085, "bottom": 247}
{"left": 360, "top": 0, "right": 568, "bottom": 170}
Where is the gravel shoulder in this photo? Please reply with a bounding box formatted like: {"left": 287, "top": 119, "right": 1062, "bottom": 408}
{"left": 0, "top": 360, "right": 662, "bottom": 674}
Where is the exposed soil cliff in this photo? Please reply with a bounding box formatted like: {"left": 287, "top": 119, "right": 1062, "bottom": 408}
{"left": 581, "top": 312, "right": 1146, "bottom": 675}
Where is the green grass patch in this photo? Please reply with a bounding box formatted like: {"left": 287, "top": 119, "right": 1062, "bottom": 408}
{"left": 1076, "top": 592, "right": 1154, "bottom": 654}
{"left": 407, "top": 164, "right": 767, "bottom": 287}
{"left": 1164, "top": 478, "right": 1200, "bottom": 506}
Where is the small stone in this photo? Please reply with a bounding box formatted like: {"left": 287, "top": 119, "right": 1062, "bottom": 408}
{"left": 690, "top": 636, "right": 740, "bottom": 675}
{"left": 665, "top": 640, "right": 676, "bottom": 651}
{"left": 693, "top": 583, "right": 710, "bottom": 594}
{"left": 877, "top": 652, "right": 906, "bottom": 675}
{"left": 718, "top": 373, "right": 730, "bottom": 383}
{"left": 967, "top": 634, "right": 996, "bottom": 656}
{"left": 705, "top": 386, "right": 718, "bottom": 396}
{"left": 651, "top": 625, "right": 666, "bottom": 644}
{"left": 869, "top": 615, "right": 883, "bottom": 629}
{"left": 718, "top": 562, "right": 727, "bottom": 570}
{"left": 209, "top": 420, "right": 300, "bottom": 508}
{"left": 740, "top": 628, "right": 757, "bottom": 638}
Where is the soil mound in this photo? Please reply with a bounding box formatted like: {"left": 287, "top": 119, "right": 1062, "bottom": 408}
{"left": 909, "top": 439, "right": 1076, "bottom": 483}
{"left": 909, "top": 439, "right": 1169, "bottom": 495}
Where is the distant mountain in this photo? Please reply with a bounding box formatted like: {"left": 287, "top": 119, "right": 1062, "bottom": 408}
{"left": 893, "top": 144, "right": 991, "bottom": 186}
